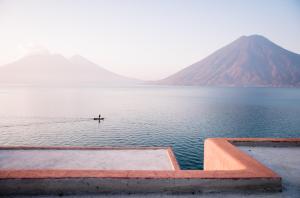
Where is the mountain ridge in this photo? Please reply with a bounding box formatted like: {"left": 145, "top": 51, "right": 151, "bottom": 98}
{"left": 158, "top": 35, "right": 300, "bottom": 87}
{"left": 1, "top": 35, "right": 300, "bottom": 87}
{"left": 0, "top": 53, "right": 140, "bottom": 86}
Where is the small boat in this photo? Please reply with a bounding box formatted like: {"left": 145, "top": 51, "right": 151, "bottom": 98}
{"left": 93, "top": 117, "right": 104, "bottom": 120}
{"left": 94, "top": 114, "right": 104, "bottom": 121}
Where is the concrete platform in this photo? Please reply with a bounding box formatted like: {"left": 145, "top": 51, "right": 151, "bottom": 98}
{"left": 0, "top": 148, "right": 177, "bottom": 171}
{"left": 1, "top": 138, "right": 300, "bottom": 196}
{"left": 239, "top": 146, "right": 300, "bottom": 197}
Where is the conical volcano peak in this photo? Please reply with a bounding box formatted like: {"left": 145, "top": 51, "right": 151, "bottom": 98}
{"left": 243, "top": 34, "right": 268, "bottom": 40}
{"left": 160, "top": 35, "right": 300, "bottom": 87}
{"left": 235, "top": 34, "right": 272, "bottom": 45}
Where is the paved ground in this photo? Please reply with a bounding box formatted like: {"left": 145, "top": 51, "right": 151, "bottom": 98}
{"left": 0, "top": 149, "right": 174, "bottom": 170}
{"left": 5, "top": 146, "right": 300, "bottom": 197}
{"left": 238, "top": 146, "right": 300, "bottom": 198}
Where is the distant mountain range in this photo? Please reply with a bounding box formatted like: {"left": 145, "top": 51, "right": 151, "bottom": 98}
{"left": 1, "top": 35, "right": 300, "bottom": 87}
{"left": 0, "top": 54, "right": 139, "bottom": 86}
{"left": 159, "top": 35, "right": 300, "bottom": 87}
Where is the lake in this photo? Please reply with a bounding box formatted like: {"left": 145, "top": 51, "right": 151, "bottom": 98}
{"left": 0, "top": 86, "right": 300, "bottom": 169}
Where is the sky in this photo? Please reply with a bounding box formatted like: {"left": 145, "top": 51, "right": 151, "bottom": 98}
{"left": 0, "top": 0, "right": 300, "bottom": 80}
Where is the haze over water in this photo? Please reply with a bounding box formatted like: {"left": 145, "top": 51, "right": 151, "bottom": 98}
{"left": 1, "top": 86, "right": 300, "bottom": 169}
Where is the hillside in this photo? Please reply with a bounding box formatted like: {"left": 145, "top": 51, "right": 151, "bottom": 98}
{"left": 159, "top": 35, "right": 300, "bottom": 87}
{"left": 0, "top": 53, "right": 139, "bottom": 86}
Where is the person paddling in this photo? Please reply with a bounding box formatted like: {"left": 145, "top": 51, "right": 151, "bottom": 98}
{"left": 93, "top": 114, "right": 104, "bottom": 121}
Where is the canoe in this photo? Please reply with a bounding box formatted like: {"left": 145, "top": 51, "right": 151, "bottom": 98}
{"left": 93, "top": 118, "right": 104, "bottom": 120}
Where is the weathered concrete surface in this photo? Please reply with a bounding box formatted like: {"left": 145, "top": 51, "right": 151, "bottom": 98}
{"left": 0, "top": 141, "right": 282, "bottom": 195}
{"left": 2, "top": 139, "right": 299, "bottom": 196}
{"left": 239, "top": 146, "right": 300, "bottom": 198}
{"left": 0, "top": 149, "right": 175, "bottom": 170}
{"left": 2, "top": 177, "right": 281, "bottom": 195}
{"left": 8, "top": 146, "right": 300, "bottom": 198}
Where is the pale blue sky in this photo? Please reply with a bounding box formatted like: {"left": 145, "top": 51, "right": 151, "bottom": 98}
{"left": 0, "top": 0, "right": 299, "bottom": 80}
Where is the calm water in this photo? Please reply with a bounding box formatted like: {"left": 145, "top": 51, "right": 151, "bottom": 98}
{"left": 0, "top": 86, "right": 300, "bottom": 169}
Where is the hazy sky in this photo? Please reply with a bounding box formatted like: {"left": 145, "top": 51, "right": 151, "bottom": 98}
{"left": 0, "top": 0, "right": 300, "bottom": 80}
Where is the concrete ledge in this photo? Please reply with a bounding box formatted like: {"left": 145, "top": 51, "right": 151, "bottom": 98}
{"left": 204, "top": 138, "right": 282, "bottom": 177}
{"left": 1, "top": 138, "right": 300, "bottom": 195}
{"left": 0, "top": 147, "right": 179, "bottom": 171}
{"left": 228, "top": 138, "right": 300, "bottom": 147}
{"left": 0, "top": 178, "right": 280, "bottom": 195}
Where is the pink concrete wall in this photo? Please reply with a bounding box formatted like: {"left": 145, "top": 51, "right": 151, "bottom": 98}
{"left": 204, "top": 138, "right": 245, "bottom": 171}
